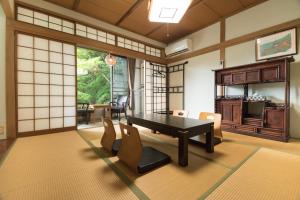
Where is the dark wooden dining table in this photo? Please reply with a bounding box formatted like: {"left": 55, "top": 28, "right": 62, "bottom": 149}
{"left": 127, "top": 114, "right": 214, "bottom": 167}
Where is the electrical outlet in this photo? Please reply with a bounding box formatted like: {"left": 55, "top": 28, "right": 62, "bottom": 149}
{"left": 0, "top": 126, "right": 4, "bottom": 135}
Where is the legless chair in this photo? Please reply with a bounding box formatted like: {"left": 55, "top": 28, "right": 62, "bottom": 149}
{"left": 117, "top": 123, "right": 171, "bottom": 174}
{"left": 173, "top": 110, "right": 189, "bottom": 118}
{"left": 200, "top": 112, "right": 223, "bottom": 142}
{"left": 101, "top": 118, "right": 122, "bottom": 155}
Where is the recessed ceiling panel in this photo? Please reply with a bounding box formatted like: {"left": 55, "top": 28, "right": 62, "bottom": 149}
{"left": 205, "top": 0, "right": 244, "bottom": 16}
{"left": 76, "top": 0, "right": 137, "bottom": 24}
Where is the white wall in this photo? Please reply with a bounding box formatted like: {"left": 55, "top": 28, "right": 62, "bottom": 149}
{"left": 168, "top": 22, "right": 220, "bottom": 53}
{"left": 171, "top": 51, "right": 221, "bottom": 119}
{"left": 0, "top": 3, "right": 6, "bottom": 139}
{"left": 226, "top": 0, "right": 300, "bottom": 40}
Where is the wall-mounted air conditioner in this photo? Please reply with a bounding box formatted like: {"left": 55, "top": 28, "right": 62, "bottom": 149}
{"left": 165, "top": 39, "right": 192, "bottom": 57}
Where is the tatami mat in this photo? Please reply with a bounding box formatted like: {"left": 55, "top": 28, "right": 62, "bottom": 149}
{"left": 0, "top": 132, "right": 139, "bottom": 200}
{"left": 206, "top": 148, "right": 300, "bottom": 200}
{"left": 1, "top": 126, "right": 300, "bottom": 200}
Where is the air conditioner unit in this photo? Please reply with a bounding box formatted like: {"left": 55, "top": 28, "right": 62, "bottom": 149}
{"left": 165, "top": 39, "right": 192, "bottom": 57}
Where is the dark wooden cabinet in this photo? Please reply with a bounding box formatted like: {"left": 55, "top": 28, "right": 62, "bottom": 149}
{"left": 214, "top": 57, "right": 292, "bottom": 142}
{"left": 215, "top": 59, "right": 287, "bottom": 85}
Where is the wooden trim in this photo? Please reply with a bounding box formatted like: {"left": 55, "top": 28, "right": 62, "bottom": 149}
{"left": 17, "top": 126, "right": 77, "bottom": 137}
{"left": 167, "top": 18, "right": 300, "bottom": 64}
{"left": 5, "top": 21, "right": 16, "bottom": 139}
{"left": 1, "top": 0, "right": 14, "bottom": 19}
{"left": 220, "top": 19, "right": 225, "bottom": 67}
{"left": 8, "top": 19, "right": 167, "bottom": 64}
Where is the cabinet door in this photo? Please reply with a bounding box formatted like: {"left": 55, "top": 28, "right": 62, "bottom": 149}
{"left": 232, "top": 72, "right": 245, "bottom": 84}
{"left": 262, "top": 67, "right": 279, "bottom": 82}
{"left": 264, "top": 108, "right": 284, "bottom": 129}
{"left": 245, "top": 70, "right": 260, "bottom": 83}
{"left": 221, "top": 104, "right": 232, "bottom": 122}
{"left": 232, "top": 104, "right": 242, "bottom": 124}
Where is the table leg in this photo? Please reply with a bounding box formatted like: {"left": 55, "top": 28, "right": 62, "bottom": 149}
{"left": 206, "top": 124, "right": 214, "bottom": 153}
{"left": 178, "top": 131, "right": 188, "bottom": 167}
{"left": 127, "top": 119, "right": 132, "bottom": 126}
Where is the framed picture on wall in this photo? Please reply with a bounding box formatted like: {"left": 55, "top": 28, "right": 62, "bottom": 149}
{"left": 256, "top": 28, "right": 297, "bottom": 61}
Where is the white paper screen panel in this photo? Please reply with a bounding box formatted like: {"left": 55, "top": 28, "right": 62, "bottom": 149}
{"left": 17, "top": 33, "right": 76, "bottom": 134}
{"left": 17, "top": 6, "right": 75, "bottom": 35}
{"left": 169, "top": 71, "right": 183, "bottom": 87}
{"left": 169, "top": 94, "right": 183, "bottom": 111}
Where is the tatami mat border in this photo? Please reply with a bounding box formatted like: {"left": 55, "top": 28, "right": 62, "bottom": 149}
{"left": 198, "top": 147, "right": 261, "bottom": 200}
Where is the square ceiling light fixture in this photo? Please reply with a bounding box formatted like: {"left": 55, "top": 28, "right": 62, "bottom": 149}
{"left": 148, "top": 0, "right": 193, "bottom": 23}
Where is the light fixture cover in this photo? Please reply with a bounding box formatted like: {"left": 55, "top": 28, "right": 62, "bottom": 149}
{"left": 105, "top": 53, "right": 117, "bottom": 66}
{"left": 148, "top": 0, "right": 192, "bottom": 23}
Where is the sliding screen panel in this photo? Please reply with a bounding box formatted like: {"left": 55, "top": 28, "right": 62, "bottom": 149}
{"left": 168, "top": 63, "right": 185, "bottom": 111}
{"left": 144, "top": 62, "right": 167, "bottom": 114}
{"left": 17, "top": 33, "right": 76, "bottom": 135}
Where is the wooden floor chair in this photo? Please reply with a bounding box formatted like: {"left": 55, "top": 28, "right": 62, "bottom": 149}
{"left": 101, "top": 118, "right": 122, "bottom": 155}
{"left": 199, "top": 112, "right": 223, "bottom": 142}
{"left": 189, "top": 112, "right": 223, "bottom": 146}
{"left": 117, "top": 123, "right": 171, "bottom": 174}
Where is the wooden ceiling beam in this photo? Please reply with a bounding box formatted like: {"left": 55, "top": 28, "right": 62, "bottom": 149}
{"left": 203, "top": 2, "right": 222, "bottom": 17}
{"left": 115, "top": 0, "right": 144, "bottom": 26}
{"left": 72, "top": 0, "right": 80, "bottom": 10}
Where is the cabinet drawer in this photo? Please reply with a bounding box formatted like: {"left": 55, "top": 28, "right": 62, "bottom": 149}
{"left": 245, "top": 70, "right": 260, "bottom": 83}
{"left": 232, "top": 72, "right": 245, "bottom": 84}
{"left": 260, "top": 128, "right": 283, "bottom": 137}
{"left": 262, "top": 66, "right": 280, "bottom": 82}
{"left": 222, "top": 74, "right": 231, "bottom": 85}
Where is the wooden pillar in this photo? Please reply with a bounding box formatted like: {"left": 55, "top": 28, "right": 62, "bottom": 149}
{"left": 5, "top": 21, "right": 16, "bottom": 138}
{"left": 220, "top": 19, "right": 226, "bottom": 97}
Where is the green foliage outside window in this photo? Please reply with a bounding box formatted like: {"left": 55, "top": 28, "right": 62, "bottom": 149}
{"left": 77, "top": 48, "right": 111, "bottom": 104}
{"left": 77, "top": 47, "right": 129, "bottom": 104}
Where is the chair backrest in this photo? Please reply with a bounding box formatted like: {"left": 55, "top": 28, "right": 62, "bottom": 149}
{"left": 199, "top": 112, "right": 223, "bottom": 140}
{"left": 101, "top": 118, "right": 117, "bottom": 152}
{"left": 173, "top": 110, "right": 189, "bottom": 118}
{"left": 117, "top": 123, "right": 142, "bottom": 172}
{"left": 77, "top": 102, "right": 89, "bottom": 111}
{"left": 117, "top": 95, "right": 128, "bottom": 107}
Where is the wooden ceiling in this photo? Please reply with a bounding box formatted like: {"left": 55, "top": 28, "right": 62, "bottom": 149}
{"left": 45, "top": 0, "right": 267, "bottom": 44}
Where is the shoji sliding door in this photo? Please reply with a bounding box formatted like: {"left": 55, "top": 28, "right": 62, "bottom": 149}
{"left": 17, "top": 33, "right": 76, "bottom": 135}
